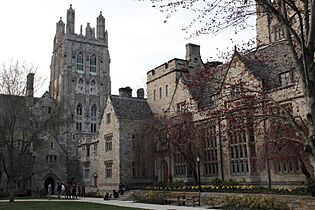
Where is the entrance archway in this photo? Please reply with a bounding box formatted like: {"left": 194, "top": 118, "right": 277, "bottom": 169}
{"left": 44, "top": 177, "right": 55, "bottom": 195}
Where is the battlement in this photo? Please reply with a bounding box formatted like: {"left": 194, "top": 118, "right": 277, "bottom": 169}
{"left": 147, "top": 58, "right": 188, "bottom": 83}
{"left": 55, "top": 4, "right": 107, "bottom": 44}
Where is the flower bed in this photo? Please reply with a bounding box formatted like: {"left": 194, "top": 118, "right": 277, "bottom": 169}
{"left": 144, "top": 182, "right": 308, "bottom": 196}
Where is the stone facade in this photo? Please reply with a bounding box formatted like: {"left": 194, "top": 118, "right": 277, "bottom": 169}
{"left": 79, "top": 88, "right": 154, "bottom": 193}
{"left": 0, "top": 74, "right": 67, "bottom": 195}
{"left": 145, "top": 41, "right": 306, "bottom": 186}
{"left": 31, "top": 92, "right": 68, "bottom": 194}
{"left": 49, "top": 5, "right": 111, "bottom": 179}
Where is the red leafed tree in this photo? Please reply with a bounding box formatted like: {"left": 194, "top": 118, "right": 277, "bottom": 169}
{"left": 184, "top": 60, "right": 312, "bottom": 188}
{"left": 144, "top": 111, "right": 202, "bottom": 184}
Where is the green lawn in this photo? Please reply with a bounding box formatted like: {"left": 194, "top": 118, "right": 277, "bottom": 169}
{"left": 0, "top": 201, "right": 143, "bottom": 210}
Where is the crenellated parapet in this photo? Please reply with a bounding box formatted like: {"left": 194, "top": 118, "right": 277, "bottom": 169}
{"left": 54, "top": 5, "right": 108, "bottom": 46}
{"left": 147, "top": 58, "right": 188, "bottom": 84}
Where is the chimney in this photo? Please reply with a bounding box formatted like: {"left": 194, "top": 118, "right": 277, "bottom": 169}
{"left": 185, "top": 43, "right": 201, "bottom": 61}
{"left": 26, "top": 73, "right": 34, "bottom": 97}
{"left": 137, "top": 88, "right": 144, "bottom": 99}
{"left": 119, "top": 87, "right": 132, "bottom": 98}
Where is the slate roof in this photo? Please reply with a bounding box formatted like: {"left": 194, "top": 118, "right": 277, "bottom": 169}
{"left": 183, "top": 63, "right": 228, "bottom": 109}
{"left": 110, "top": 95, "right": 152, "bottom": 120}
{"left": 0, "top": 94, "right": 32, "bottom": 127}
{"left": 242, "top": 41, "right": 296, "bottom": 90}
{"left": 0, "top": 94, "right": 27, "bottom": 110}
{"left": 183, "top": 41, "right": 296, "bottom": 109}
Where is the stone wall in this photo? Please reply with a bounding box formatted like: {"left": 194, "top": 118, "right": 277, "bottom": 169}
{"left": 133, "top": 190, "right": 315, "bottom": 210}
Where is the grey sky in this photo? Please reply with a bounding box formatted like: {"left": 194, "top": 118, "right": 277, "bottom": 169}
{"left": 0, "top": 0, "right": 255, "bottom": 96}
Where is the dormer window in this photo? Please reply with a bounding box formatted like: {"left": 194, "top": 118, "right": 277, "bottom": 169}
{"left": 279, "top": 72, "right": 292, "bottom": 87}
{"left": 90, "top": 54, "right": 97, "bottom": 73}
{"left": 230, "top": 86, "right": 241, "bottom": 98}
{"left": 273, "top": 25, "right": 284, "bottom": 41}
{"left": 177, "top": 101, "right": 187, "bottom": 112}
{"left": 210, "top": 95, "right": 217, "bottom": 107}
{"left": 76, "top": 52, "right": 84, "bottom": 71}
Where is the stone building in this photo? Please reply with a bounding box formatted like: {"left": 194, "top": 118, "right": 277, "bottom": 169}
{"left": 0, "top": 1, "right": 309, "bottom": 196}
{"left": 49, "top": 4, "right": 111, "bottom": 179}
{"left": 144, "top": 39, "right": 306, "bottom": 186}
{"left": 79, "top": 87, "right": 154, "bottom": 192}
{"left": 0, "top": 74, "right": 67, "bottom": 195}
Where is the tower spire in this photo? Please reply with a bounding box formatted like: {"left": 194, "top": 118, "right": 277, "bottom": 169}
{"left": 66, "top": 4, "right": 75, "bottom": 34}
{"left": 97, "top": 11, "right": 105, "bottom": 41}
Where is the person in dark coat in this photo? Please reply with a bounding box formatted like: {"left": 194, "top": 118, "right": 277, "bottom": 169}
{"left": 104, "top": 193, "right": 110, "bottom": 200}
{"left": 113, "top": 190, "right": 119, "bottom": 198}
{"left": 72, "top": 182, "right": 77, "bottom": 198}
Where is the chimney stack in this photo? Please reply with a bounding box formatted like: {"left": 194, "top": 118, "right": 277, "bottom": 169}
{"left": 26, "top": 73, "right": 34, "bottom": 97}
{"left": 185, "top": 43, "right": 201, "bottom": 62}
{"left": 119, "top": 87, "right": 132, "bottom": 98}
{"left": 137, "top": 88, "right": 144, "bottom": 99}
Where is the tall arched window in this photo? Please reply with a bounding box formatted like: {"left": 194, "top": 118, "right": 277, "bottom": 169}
{"left": 90, "top": 80, "right": 96, "bottom": 93}
{"left": 90, "top": 54, "right": 97, "bottom": 73}
{"left": 91, "top": 104, "right": 97, "bottom": 120}
{"left": 76, "top": 52, "right": 84, "bottom": 71}
{"left": 78, "top": 78, "right": 84, "bottom": 91}
{"left": 77, "top": 103, "right": 83, "bottom": 116}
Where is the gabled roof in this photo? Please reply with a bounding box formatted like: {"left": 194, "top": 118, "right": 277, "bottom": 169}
{"left": 183, "top": 62, "right": 228, "bottom": 109}
{"left": 110, "top": 95, "right": 152, "bottom": 120}
{"left": 183, "top": 41, "right": 296, "bottom": 109}
{"left": 242, "top": 41, "right": 295, "bottom": 90}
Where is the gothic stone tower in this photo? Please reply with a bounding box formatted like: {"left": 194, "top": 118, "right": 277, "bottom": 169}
{"left": 49, "top": 5, "right": 111, "bottom": 178}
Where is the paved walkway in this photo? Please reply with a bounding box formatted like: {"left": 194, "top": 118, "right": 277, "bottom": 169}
{"left": 79, "top": 197, "right": 214, "bottom": 210}
{"left": 0, "top": 197, "right": 218, "bottom": 210}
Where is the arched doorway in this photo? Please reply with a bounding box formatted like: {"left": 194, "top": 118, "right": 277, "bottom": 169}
{"left": 161, "top": 160, "right": 168, "bottom": 183}
{"left": 44, "top": 177, "right": 55, "bottom": 195}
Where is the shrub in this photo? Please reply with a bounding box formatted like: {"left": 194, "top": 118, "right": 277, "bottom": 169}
{"left": 221, "top": 195, "right": 283, "bottom": 210}
{"left": 134, "top": 191, "right": 164, "bottom": 204}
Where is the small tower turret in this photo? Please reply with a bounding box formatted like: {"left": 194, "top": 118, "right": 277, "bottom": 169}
{"left": 56, "top": 17, "right": 65, "bottom": 36}
{"left": 66, "top": 4, "right": 75, "bottom": 34}
{"left": 97, "top": 11, "right": 105, "bottom": 41}
{"left": 85, "top": 23, "right": 95, "bottom": 38}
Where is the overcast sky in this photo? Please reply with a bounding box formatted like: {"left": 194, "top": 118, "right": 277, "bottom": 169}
{"left": 0, "top": 0, "right": 256, "bottom": 96}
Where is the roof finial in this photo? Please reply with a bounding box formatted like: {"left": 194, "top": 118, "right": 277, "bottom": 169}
{"left": 100, "top": 11, "right": 102, "bottom": 15}
{"left": 70, "top": 4, "right": 72, "bottom": 8}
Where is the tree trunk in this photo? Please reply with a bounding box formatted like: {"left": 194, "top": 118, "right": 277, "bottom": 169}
{"left": 305, "top": 78, "right": 315, "bottom": 194}
{"left": 8, "top": 177, "right": 15, "bottom": 202}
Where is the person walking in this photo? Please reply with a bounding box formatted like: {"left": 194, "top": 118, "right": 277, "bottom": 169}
{"left": 72, "top": 182, "right": 77, "bottom": 199}
{"left": 65, "top": 183, "right": 71, "bottom": 199}
{"left": 57, "top": 182, "right": 62, "bottom": 198}
{"left": 77, "top": 183, "right": 82, "bottom": 197}
{"left": 61, "top": 183, "right": 65, "bottom": 198}
{"left": 82, "top": 185, "right": 86, "bottom": 197}
{"left": 47, "top": 183, "right": 52, "bottom": 200}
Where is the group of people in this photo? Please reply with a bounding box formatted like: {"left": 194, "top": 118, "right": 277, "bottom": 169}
{"left": 103, "top": 182, "right": 128, "bottom": 200}
{"left": 55, "top": 182, "right": 86, "bottom": 199}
